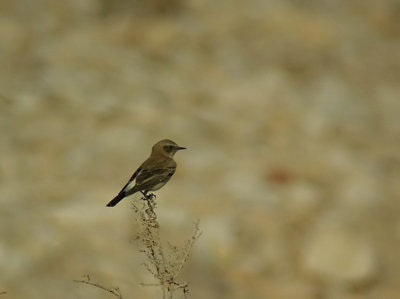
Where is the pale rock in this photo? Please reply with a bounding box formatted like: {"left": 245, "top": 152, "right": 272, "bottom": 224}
{"left": 0, "top": 244, "right": 32, "bottom": 278}
{"left": 302, "top": 224, "right": 378, "bottom": 286}
{"left": 194, "top": 216, "right": 236, "bottom": 263}
{"left": 282, "top": 181, "right": 322, "bottom": 222}
{"left": 338, "top": 172, "right": 381, "bottom": 208}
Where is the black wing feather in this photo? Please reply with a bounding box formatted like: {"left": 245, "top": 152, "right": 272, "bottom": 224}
{"left": 105, "top": 167, "right": 142, "bottom": 207}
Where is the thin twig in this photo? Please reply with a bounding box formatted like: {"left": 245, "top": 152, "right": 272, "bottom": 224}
{"left": 133, "top": 195, "right": 201, "bottom": 298}
{"left": 142, "top": 262, "right": 158, "bottom": 278}
{"left": 73, "top": 274, "right": 123, "bottom": 299}
{"left": 173, "top": 220, "right": 202, "bottom": 280}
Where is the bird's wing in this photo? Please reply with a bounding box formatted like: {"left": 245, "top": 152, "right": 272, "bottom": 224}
{"left": 119, "top": 166, "right": 142, "bottom": 194}
{"left": 134, "top": 166, "right": 176, "bottom": 190}
{"left": 122, "top": 156, "right": 177, "bottom": 194}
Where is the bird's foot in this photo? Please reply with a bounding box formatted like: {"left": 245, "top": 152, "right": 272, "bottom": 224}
{"left": 142, "top": 192, "right": 156, "bottom": 202}
{"left": 147, "top": 193, "right": 156, "bottom": 200}
{"left": 140, "top": 191, "right": 156, "bottom": 200}
{"left": 141, "top": 192, "right": 157, "bottom": 211}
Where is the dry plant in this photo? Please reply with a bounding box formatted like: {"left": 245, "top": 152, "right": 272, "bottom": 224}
{"left": 0, "top": 291, "right": 6, "bottom": 295}
{"left": 74, "top": 194, "right": 201, "bottom": 299}
{"left": 74, "top": 274, "right": 123, "bottom": 298}
{"left": 133, "top": 194, "right": 201, "bottom": 299}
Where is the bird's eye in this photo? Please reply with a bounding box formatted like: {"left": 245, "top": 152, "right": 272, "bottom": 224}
{"left": 169, "top": 145, "right": 174, "bottom": 150}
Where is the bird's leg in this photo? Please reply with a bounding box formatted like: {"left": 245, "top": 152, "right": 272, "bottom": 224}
{"left": 141, "top": 191, "right": 157, "bottom": 217}
{"left": 141, "top": 191, "right": 156, "bottom": 202}
{"left": 140, "top": 191, "right": 151, "bottom": 206}
{"left": 141, "top": 191, "right": 156, "bottom": 200}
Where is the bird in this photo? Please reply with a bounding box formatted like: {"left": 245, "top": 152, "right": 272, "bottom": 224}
{"left": 106, "top": 139, "right": 186, "bottom": 207}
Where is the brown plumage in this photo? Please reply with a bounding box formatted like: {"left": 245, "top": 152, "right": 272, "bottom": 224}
{"left": 106, "top": 139, "right": 186, "bottom": 207}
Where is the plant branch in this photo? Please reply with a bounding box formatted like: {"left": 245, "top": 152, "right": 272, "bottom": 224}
{"left": 73, "top": 274, "right": 123, "bottom": 299}
{"left": 133, "top": 194, "right": 201, "bottom": 298}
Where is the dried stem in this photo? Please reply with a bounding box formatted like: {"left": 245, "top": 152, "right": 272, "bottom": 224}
{"left": 75, "top": 194, "right": 200, "bottom": 298}
{"left": 133, "top": 194, "right": 201, "bottom": 298}
{"left": 73, "top": 274, "right": 123, "bottom": 299}
{"left": 173, "top": 220, "right": 202, "bottom": 280}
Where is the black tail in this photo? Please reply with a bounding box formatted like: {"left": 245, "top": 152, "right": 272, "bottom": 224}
{"left": 106, "top": 193, "right": 125, "bottom": 207}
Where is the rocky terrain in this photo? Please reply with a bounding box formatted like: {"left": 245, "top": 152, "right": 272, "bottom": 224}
{"left": 1, "top": 0, "right": 399, "bottom": 298}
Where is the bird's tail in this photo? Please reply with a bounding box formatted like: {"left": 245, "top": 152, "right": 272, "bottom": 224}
{"left": 106, "top": 193, "right": 125, "bottom": 207}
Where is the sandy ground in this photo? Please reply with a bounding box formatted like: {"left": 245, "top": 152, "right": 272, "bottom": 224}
{"left": 1, "top": 0, "right": 400, "bottom": 298}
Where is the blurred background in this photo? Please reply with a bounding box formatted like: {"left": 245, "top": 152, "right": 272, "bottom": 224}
{"left": 1, "top": 0, "right": 400, "bottom": 298}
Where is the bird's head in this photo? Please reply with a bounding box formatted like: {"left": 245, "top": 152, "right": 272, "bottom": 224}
{"left": 152, "top": 139, "right": 186, "bottom": 158}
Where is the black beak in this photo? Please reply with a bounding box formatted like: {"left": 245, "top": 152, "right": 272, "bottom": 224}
{"left": 177, "top": 146, "right": 186, "bottom": 150}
